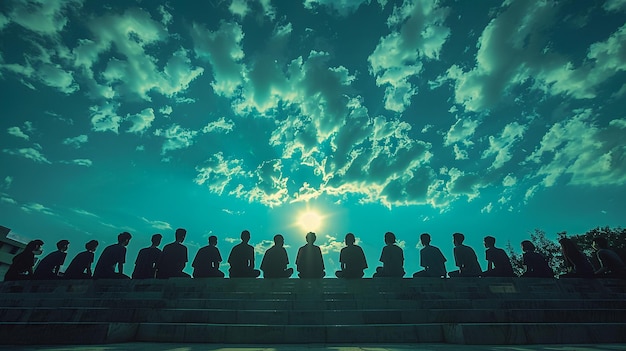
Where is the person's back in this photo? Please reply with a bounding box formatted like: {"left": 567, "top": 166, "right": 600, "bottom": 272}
{"left": 261, "top": 235, "right": 293, "bottom": 278}
{"left": 522, "top": 251, "right": 553, "bottom": 278}
{"left": 339, "top": 245, "right": 367, "bottom": 277}
{"left": 374, "top": 232, "right": 404, "bottom": 278}
{"left": 454, "top": 244, "right": 481, "bottom": 276}
{"left": 228, "top": 230, "right": 260, "bottom": 278}
{"left": 296, "top": 232, "right": 325, "bottom": 278}
{"left": 596, "top": 248, "right": 626, "bottom": 277}
{"left": 33, "top": 250, "right": 67, "bottom": 279}
{"left": 133, "top": 234, "right": 162, "bottom": 279}
{"left": 64, "top": 240, "right": 98, "bottom": 279}
{"left": 484, "top": 246, "right": 514, "bottom": 277}
{"left": 4, "top": 240, "right": 43, "bottom": 281}
{"left": 419, "top": 244, "right": 447, "bottom": 277}
{"left": 193, "top": 236, "right": 224, "bottom": 278}
{"left": 93, "top": 232, "right": 131, "bottom": 279}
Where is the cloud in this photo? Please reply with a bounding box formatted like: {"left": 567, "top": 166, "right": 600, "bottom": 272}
{"left": 3, "top": 176, "right": 13, "bottom": 189}
{"left": 444, "top": 118, "right": 479, "bottom": 146}
{"left": 5, "top": 0, "right": 83, "bottom": 35}
{"left": 7, "top": 126, "right": 30, "bottom": 140}
{"left": 319, "top": 234, "right": 344, "bottom": 255}
{"left": 481, "top": 122, "right": 526, "bottom": 169}
{"left": 527, "top": 110, "right": 626, "bottom": 187}
{"left": 3, "top": 147, "right": 51, "bottom": 164}
{"left": 154, "top": 124, "right": 199, "bottom": 154}
{"left": 245, "top": 159, "right": 290, "bottom": 207}
{"left": 368, "top": 1, "right": 450, "bottom": 112}
{"left": 191, "top": 21, "right": 245, "bottom": 98}
{"left": 21, "top": 202, "right": 55, "bottom": 216}
{"left": 303, "top": 0, "right": 372, "bottom": 16}
{"left": 127, "top": 108, "right": 155, "bottom": 134}
{"left": 202, "top": 117, "right": 235, "bottom": 134}
{"left": 604, "top": 0, "right": 626, "bottom": 12}
{"left": 141, "top": 217, "right": 172, "bottom": 231}
{"left": 62, "top": 134, "right": 88, "bottom": 148}
{"left": 195, "top": 152, "right": 250, "bottom": 195}
{"left": 60, "top": 159, "right": 92, "bottom": 167}
{"left": 229, "top": 0, "right": 250, "bottom": 18}
{"left": 448, "top": 1, "right": 626, "bottom": 112}
{"left": 1, "top": 194, "right": 17, "bottom": 205}
{"left": 90, "top": 103, "right": 122, "bottom": 133}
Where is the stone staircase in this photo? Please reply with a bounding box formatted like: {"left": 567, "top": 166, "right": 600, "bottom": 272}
{"left": 0, "top": 277, "right": 625, "bottom": 345}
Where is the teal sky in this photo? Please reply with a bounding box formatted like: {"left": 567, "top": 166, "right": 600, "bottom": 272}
{"left": 1, "top": 0, "right": 625, "bottom": 277}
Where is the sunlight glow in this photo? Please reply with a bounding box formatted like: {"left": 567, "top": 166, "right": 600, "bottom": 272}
{"left": 297, "top": 210, "right": 323, "bottom": 232}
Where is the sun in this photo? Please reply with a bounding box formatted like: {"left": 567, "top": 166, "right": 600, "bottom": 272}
{"left": 297, "top": 210, "right": 323, "bottom": 232}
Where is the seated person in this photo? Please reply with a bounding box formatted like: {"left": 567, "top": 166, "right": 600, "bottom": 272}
{"left": 33, "top": 239, "right": 69, "bottom": 279}
{"left": 482, "top": 236, "right": 515, "bottom": 277}
{"left": 592, "top": 237, "right": 626, "bottom": 278}
{"left": 559, "top": 237, "right": 594, "bottom": 278}
{"left": 413, "top": 233, "right": 447, "bottom": 278}
{"left": 520, "top": 240, "right": 553, "bottom": 278}
{"left": 296, "top": 232, "right": 325, "bottom": 278}
{"left": 4, "top": 240, "right": 44, "bottom": 281}
{"left": 228, "top": 230, "right": 261, "bottom": 278}
{"left": 157, "top": 228, "right": 191, "bottom": 278}
{"left": 373, "top": 232, "right": 404, "bottom": 278}
{"left": 64, "top": 240, "right": 99, "bottom": 279}
{"left": 132, "top": 234, "right": 162, "bottom": 279}
{"left": 193, "top": 235, "right": 225, "bottom": 278}
{"left": 93, "top": 232, "right": 132, "bottom": 279}
{"left": 335, "top": 233, "right": 367, "bottom": 278}
{"left": 260, "top": 234, "right": 293, "bottom": 278}
{"left": 448, "top": 233, "right": 481, "bottom": 277}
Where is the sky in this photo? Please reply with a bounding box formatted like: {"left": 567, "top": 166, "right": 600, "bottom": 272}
{"left": 1, "top": 0, "right": 625, "bottom": 277}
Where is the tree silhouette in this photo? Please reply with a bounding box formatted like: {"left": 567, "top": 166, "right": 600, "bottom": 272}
{"left": 507, "top": 229, "right": 565, "bottom": 277}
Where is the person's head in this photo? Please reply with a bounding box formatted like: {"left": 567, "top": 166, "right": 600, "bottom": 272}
{"left": 208, "top": 235, "right": 218, "bottom": 246}
{"left": 452, "top": 233, "right": 465, "bottom": 246}
{"left": 85, "top": 240, "right": 99, "bottom": 252}
{"left": 151, "top": 234, "right": 162, "bottom": 246}
{"left": 241, "top": 230, "right": 251, "bottom": 243}
{"left": 306, "top": 232, "right": 316, "bottom": 244}
{"left": 483, "top": 236, "right": 496, "bottom": 248}
{"left": 274, "top": 234, "right": 284, "bottom": 247}
{"left": 56, "top": 240, "right": 70, "bottom": 252}
{"left": 521, "top": 240, "right": 535, "bottom": 253}
{"left": 345, "top": 233, "right": 356, "bottom": 246}
{"left": 420, "top": 233, "right": 431, "bottom": 246}
{"left": 384, "top": 231, "right": 396, "bottom": 245}
{"left": 25, "top": 239, "right": 44, "bottom": 253}
{"left": 118, "top": 232, "right": 132, "bottom": 246}
{"left": 175, "top": 228, "right": 187, "bottom": 243}
{"left": 592, "top": 237, "right": 609, "bottom": 250}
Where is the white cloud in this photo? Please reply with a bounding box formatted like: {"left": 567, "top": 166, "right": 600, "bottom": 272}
{"left": 3, "top": 147, "right": 51, "bottom": 164}
{"left": 195, "top": 152, "right": 250, "bottom": 195}
{"left": 202, "top": 117, "right": 235, "bottom": 134}
{"left": 90, "top": 103, "right": 122, "bottom": 133}
{"left": 159, "top": 105, "right": 173, "bottom": 116}
{"left": 304, "top": 0, "right": 372, "bottom": 16}
{"left": 62, "top": 134, "right": 88, "bottom": 148}
{"left": 5, "top": 0, "right": 83, "bottom": 35}
{"left": 502, "top": 174, "right": 517, "bottom": 187}
{"left": 368, "top": 1, "right": 450, "bottom": 112}
{"left": 7, "top": 127, "right": 29, "bottom": 140}
{"left": 604, "top": 0, "right": 626, "bottom": 12}
{"left": 246, "top": 160, "right": 290, "bottom": 207}
{"left": 21, "top": 202, "right": 55, "bottom": 216}
{"left": 528, "top": 110, "right": 626, "bottom": 187}
{"left": 319, "top": 234, "right": 344, "bottom": 255}
{"left": 229, "top": 0, "right": 250, "bottom": 18}
{"left": 481, "top": 122, "right": 526, "bottom": 169}
{"left": 157, "top": 5, "right": 173, "bottom": 25}
{"left": 481, "top": 202, "right": 493, "bottom": 214}
{"left": 141, "top": 217, "right": 172, "bottom": 231}
{"left": 127, "top": 108, "right": 155, "bottom": 134}
{"left": 3, "top": 176, "right": 13, "bottom": 189}
{"left": 154, "top": 124, "right": 199, "bottom": 154}
{"left": 444, "top": 118, "right": 479, "bottom": 146}
{"left": 191, "top": 21, "right": 245, "bottom": 98}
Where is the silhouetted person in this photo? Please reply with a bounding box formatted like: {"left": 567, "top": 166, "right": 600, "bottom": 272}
{"left": 448, "top": 233, "right": 481, "bottom": 277}
{"left": 157, "top": 228, "right": 191, "bottom": 278}
{"left": 93, "top": 232, "right": 132, "bottom": 279}
{"left": 33, "top": 240, "right": 69, "bottom": 279}
{"left": 4, "top": 239, "right": 44, "bottom": 281}
{"left": 413, "top": 233, "right": 447, "bottom": 278}
{"left": 296, "top": 232, "right": 325, "bottom": 278}
{"left": 228, "top": 230, "right": 261, "bottom": 278}
{"left": 373, "top": 232, "right": 404, "bottom": 278}
{"left": 592, "top": 237, "right": 626, "bottom": 278}
{"left": 132, "top": 234, "right": 163, "bottom": 279}
{"left": 193, "top": 235, "right": 225, "bottom": 278}
{"left": 520, "top": 240, "right": 553, "bottom": 278}
{"left": 559, "top": 237, "right": 594, "bottom": 278}
{"left": 261, "top": 234, "right": 293, "bottom": 278}
{"left": 64, "top": 240, "right": 99, "bottom": 279}
{"left": 335, "top": 233, "right": 367, "bottom": 278}
{"left": 482, "top": 235, "right": 514, "bottom": 277}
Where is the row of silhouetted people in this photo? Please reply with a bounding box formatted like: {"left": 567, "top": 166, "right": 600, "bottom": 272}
{"left": 4, "top": 229, "right": 626, "bottom": 281}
